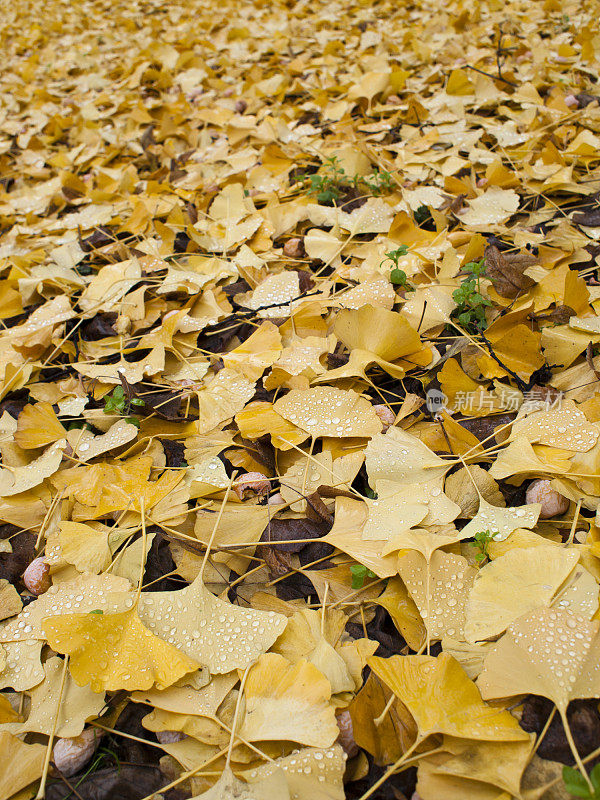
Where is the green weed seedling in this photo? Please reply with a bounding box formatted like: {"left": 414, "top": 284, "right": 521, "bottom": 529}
{"left": 350, "top": 564, "right": 377, "bottom": 589}
{"left": 380, "top": 245, "right": 413, "bottom": 291}
{"left": 452, "top": 258, "right": 492, "bottom": 333}
{"left": 103, "top": 385, "right": 144, "bottom": 427}
{"left": 298, "top": 156, "right": 394, "bottom": 204}
{"left": 471, "top": 530, "right": 495, "bottom": 565}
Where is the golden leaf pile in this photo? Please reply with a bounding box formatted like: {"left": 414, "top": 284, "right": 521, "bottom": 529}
{"left": 1, "top": 0, "right": 600, "bottom": 797}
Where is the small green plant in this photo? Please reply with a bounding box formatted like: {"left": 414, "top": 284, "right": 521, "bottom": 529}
{"left": 362, "top": 170, "right": 394, "bottom": 195}
{"left": 350, "top": 564, "right": 377, "bottom": 589}
{"left": 103, "top": 385, "right": 144, "bottom": 427}
{"left": 452, "top": 258, "right": 492, "bottom": 332}
{"left": 380, "top": 245, "right": 414, "bottom": 290}
{"left": 563, "top": 764, "right": 600, "bottom": 798}
{"left": 297, "top": 156, "right": 394, "bottom": 204}
{"left": 62, "top": 736, "right": 121, "bottom": 798}
{"left": 471, "top": 530, "right": 495, "bottom": 565}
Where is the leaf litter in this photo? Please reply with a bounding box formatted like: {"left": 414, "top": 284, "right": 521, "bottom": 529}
{"left": 1, "top": 0, "right": 600, "bottom": 798}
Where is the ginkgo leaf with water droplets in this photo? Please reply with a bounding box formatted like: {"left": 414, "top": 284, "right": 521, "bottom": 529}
{"left": 458, "top": 498, "right": 541, "bottom": 542}
{"left": 510, "top": 399, "right": 598, "bottom": 452}
{"left": 0, "top": 440, "right": 65, "bottom": 497}
{"left": 190, "top": 766, "right": 290, "bottom": 800}
{"left": 0, "top": 640, "right": 44, "bottom": 691}
{"left": 242, "top": 745, "right": 346, "bottom": 800}
{"left": 138, "top": 574, "right": 288, "bottom": 673}
{"left": 0, "top": 573, "right": 132, "bottom": 643}
{"left": 362, "top": 483, "right": 428, "bottom": 541}
{"left": 240, "top": 271, "right": 301, "bottom": 318}
{"left": 66, "top": 419, "right": 139, "bottom": 462}
{"left": 478, "top": 607, "right": 600, "bottom": 776}
{"left": 1, "top": 656, "right": 105, "bottom": 737}
{"left": 398, "top": 550, "right": 476, "bottom": 641}
{"left": 458, "top": 187, "right": 519, "bottom": 228}
{"left": 195, "top": 368, "right": 256, "bottom": 434}
{"left": 274, "top": 387, "right": 382, "bottom": 439}
{"left": 239, "top": 653, "right": 339, "bottom": 747}
{"left": 478, "top": 608, "right": 600, "bottom": 716}
{"left": 464, "top": 546, "right": 589, "bottom": 643}
{"left": 43, "top": 607, "right": 199, "bottom": 693}
{"left": 369, "top": 652, "right": 529, "bottom": 742}
{"left": 366, "top": 426, "right": 451, "bottom": 487}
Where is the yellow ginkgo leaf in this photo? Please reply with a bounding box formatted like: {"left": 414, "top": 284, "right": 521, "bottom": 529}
{"left": 74, "top": 353, "right": 162, "bottom": 384}
{"left": 0, "top": 733, "right": 46, "bottom": 800}
{"left": 14, "top": 401, "right": 67, "bottom": 449}
{"left": 51, "top": 455, "right": 153, "bottom": 509}
{"left": 242, "top": 745, "right": 346, "bottom": 800}
{"left": 339, "top": 275, "right": 395, "bottom": 311}
{"left": 417, "top": 736, "right": 534, "bottom": 800}
{"left": 235, "top": 401, "right": 309, "bottom": 449}
{"left": 131, "top": 672, "right": 236, "bottom": 716}
{"left": 190, "top": 766, "right": 290, "bottom": 800}
{"left": 323, "top": 498, "right": 399, "bottom": 578}
{"left": 1, "top": 656, "right": 105, "bottom": 737}
{"left": 264, "top": 335, "right": 330, "bottom": 390}
{"left": 478, "top": 608, "right": 600, "bottom": 775}
{"left": 382, "top": 527, "right": 464, "bottom": 559}
{"left": 334, "top": 304, "right": 422, "bottom": 363}
{"left": 458, "top": 187, "right": 519, "bottom": 228}
{"left": 464, "top": 546, "right": 587, "bottom": 643}
{"left": 222, "top": 320, "right": 282, "bottom": 381}
{"left": 0, "top": 694, "right": 18, "bottom": 724}
{"left": 43, "top": 607, "right": 199, "bottom": 692}
{"left": 366, "top": 426, "right": 451, "bottom": 487}
{"left": 0, "top": 640, "right": 44, "bottom": 691}
{"left": 279, "top": 450, "right": 363, "bottom": 511}
{"left": 141, "top": 706, "right": 227, "bottom": 747}
{"left": 445, "top": 466, "right": 505, "bottom": 518}
{"left": 240, "top": 271, "right": 301, "bottom": 318}
{"left": 0, "top": 440, "right": 65, "bottom": 497}
{"left": 441, "top": 637, "right": 494, "bottom": 681}
{"left": 239, "top": 653, "right": 339, "bottom": 747}
{"left": 349, "top": 671, "right": 418, "bottom": 765}
{"left": 369, "top": 652, "right": 529, "bottom": 743}
{"left": 459, "top": 497, "right": 541, "bottom": 542}
{"left": 0, "top": 579, "right": 22, "bottom": 621}
{"left": 196, "top": 369, "right": 256, "bottom": 434}
{"left": 363, "top": 482, "right": 429, "bottom": 540}
{"left": 66, "top": 419, "right": 139, "bottom": 462}
{"left": 138, "top": 574, "right": 288, "bottom": 673}
{"left": 511, "top": 399, "right": 598, "bottom": 452}
{"left": 398, "top": 550, "right": 476, "bottom": 641}
{"left": 488, "top": 436, "right": 572, "bottom": 482}
{"left": 304, "top": 228, "right": 342, "bottom": 262}
{"left": 274, "top": 387, "right": 382, "bottom": 439}
{"left": 59, "top": 521, "right": 112, "bottom": 573}
{"left": 0, "top": 573, "right": 132, "bottom": 643}
{"left": 437, "top": 358, "right": 505, "bottom": 417}
{"left": 373, "top": 577, "right": 426, "bottom": 652}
